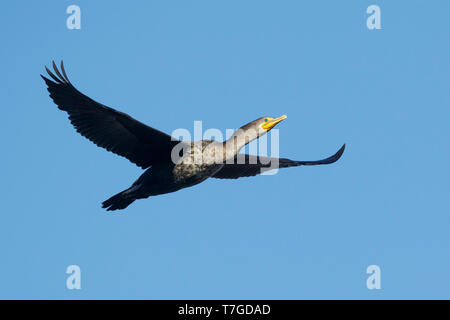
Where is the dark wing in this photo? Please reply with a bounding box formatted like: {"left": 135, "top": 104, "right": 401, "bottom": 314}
{"left": 212, "top": 144, "right": 345, "bottom": 179}
{"left": 41, "top": 61, "right": 179, "bottom": 169}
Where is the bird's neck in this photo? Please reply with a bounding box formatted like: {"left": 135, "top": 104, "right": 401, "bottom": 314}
{"left": 222, "top": 127, "right": 259, "bottom": 161}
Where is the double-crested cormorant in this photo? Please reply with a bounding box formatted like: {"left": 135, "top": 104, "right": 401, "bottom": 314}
{"left": 42, "top": 61, "right": 345, "bottom": 211}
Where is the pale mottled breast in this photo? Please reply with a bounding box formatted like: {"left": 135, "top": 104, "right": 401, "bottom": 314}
{"left": 172, "top": 140, "right": 224, "bottom": 183}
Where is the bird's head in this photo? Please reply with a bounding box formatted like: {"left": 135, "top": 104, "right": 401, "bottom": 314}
{"left": 259, "top": 115, "right": 288, "bottom": 133}
{"left": 240, "top": 115, "right": 288, "bottom": 137}
{"left": 229, "top": 115, "right": 287, "bottom": 150}
{"left": 226, "top": 115, "right": 288, "bottom": 156}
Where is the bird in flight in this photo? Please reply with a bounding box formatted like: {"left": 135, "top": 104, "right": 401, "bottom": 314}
{"left": 42, "top": 61, "right": 345, "bottom": 211}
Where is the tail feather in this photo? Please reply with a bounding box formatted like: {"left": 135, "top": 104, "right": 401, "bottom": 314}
{"left": 102, "top": 190, "right": 136, "bottom": 211}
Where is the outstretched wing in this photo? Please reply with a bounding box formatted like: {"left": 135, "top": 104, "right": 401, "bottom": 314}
{"left": 212, "top": 144, "right": 345, "bottom": 179}
{"left": 41, "top": 61, "right": 179, "bottom": 169}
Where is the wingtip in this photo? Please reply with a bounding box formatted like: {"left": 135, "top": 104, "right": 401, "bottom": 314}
{"left": 43, "top": 60, "right": 70, "bottom": 84}
{"left": 60, "top": 60, "right": 70, "bottom": 83}
{"left": 40, "top": 73, "right": 52, "bottom": 84}
{"left": 333, "top": 143, "right": 346, "bottom": 162}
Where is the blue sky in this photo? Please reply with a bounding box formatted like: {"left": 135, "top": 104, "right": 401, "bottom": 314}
{"left": 1, "top": 1, "right": 449, "bottom": 299}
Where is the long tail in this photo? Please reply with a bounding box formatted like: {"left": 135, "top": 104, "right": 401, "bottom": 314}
{"left": 102, "top": 187, "right": 137, "bottom": 211}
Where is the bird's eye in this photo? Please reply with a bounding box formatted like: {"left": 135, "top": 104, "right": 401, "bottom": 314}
{"left": 264, "top": 118, "right": 268, "bottom": 122}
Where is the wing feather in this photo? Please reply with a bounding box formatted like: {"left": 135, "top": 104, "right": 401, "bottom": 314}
{"left": 212, "top": 144, "right": 345, "bottom": 179}
{"left": 41, "top": 61, "right": 178, "bottom": 169}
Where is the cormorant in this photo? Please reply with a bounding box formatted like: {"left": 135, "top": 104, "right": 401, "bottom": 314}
{"left": 41, "top": 61, "right": 345, "bottom": 211}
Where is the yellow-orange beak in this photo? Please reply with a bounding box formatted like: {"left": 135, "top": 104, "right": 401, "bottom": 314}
{"left": 261, "top": 115, "right": 287, "bottom": 131}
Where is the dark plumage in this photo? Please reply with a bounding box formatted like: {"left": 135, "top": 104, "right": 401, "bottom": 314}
{"left": 42, "top": 61, "right": 345, "bottom": 211}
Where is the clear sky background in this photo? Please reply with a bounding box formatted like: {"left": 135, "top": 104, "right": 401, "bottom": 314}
{"left": 1, "top": 1, "right": 449, "bottom": 299}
